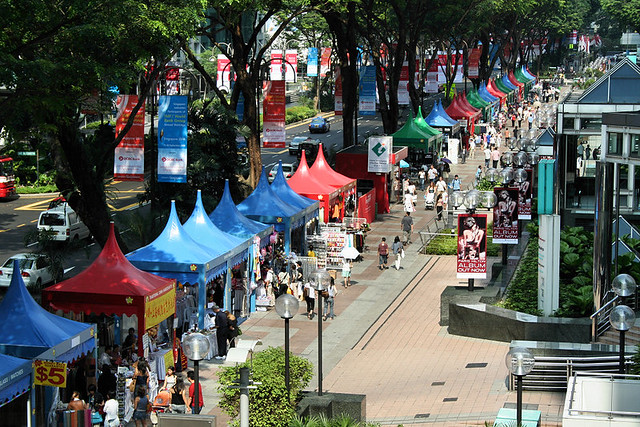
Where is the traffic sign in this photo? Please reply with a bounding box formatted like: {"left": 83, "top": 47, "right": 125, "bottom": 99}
{"left": 18, "top": 151, "right": 36, "bottom": 156}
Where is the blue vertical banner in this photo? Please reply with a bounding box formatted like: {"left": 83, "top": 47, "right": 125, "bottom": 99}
{"left": 359, "top": 65, "right": 377, "bottom": 115}
{"left": 307, "top": 47, "right": 318, "bottom": 77}
{"left": 157, "top": 96, "right": 188, "bottom": 183}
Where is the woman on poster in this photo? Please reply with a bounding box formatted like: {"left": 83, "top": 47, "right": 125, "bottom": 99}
{"left": 496, "top": 190, "right": 517, "bottom": 227}
{"left": 458, "top": 216, "right": 486, "bottom": 260}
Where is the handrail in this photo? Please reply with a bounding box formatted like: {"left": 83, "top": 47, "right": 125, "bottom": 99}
{"left": 590, "top": 293, "right": 619, "bottom": 319}
{"left": 566, "top": 372, "right": 640, "bottom": 419}
{"left": 590, "top": 292, "right": 619, "bottom": 341}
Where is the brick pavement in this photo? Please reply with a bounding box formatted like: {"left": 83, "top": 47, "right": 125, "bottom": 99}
{"left": 193, "top": 128, "right": 566, "bottom": 426}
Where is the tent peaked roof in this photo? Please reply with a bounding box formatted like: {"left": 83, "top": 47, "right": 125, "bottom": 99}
{"left": 426, "top": 102, "right": 455, "bottom": 127}
{"left": 236, "top": 167, "right": 299, "bottom": 218}
{"left": 310, "top": 143, "right": 356, "bottom": 188}
{"left": 127, "top": 200, "right": 214, "bottom": 265}
{"left": 437, "top": 100, "right": 459, "bottom": 125}
{"left": 458, "top": 92, "right": 481, "bottom": 113}
{"left": 487, "top": 79, "right": 507, "bottom": 98}
{"left": 46, "top": 223, "right": 173, "bottom": 298}
{"left": 414, "top": 107, "right": 442, "bottom": 136}
{"left": 508, "top": 71, "right": 524, "bottom": 87}
{"left": 184, "top": 190, "right": 243, "bottom": 253}
{"left": 271, "top": 162, "right": 317, "bottom": 209}
{"left": 288, "top": 150, "right": 339, "bottom": 197}
{"left": 209, "top": 180, "right": 271, "bottom": 239}
{"left": 577, "top": 58, "right": 640, "bottom": 104}
{"left": 0, "top": 260, "right": 91, "bottom": 358}
{"left": 392, "top": 111, "right": 437, "bottom": 143}
{"left": 478, "top": 82, "right": 499, "bottom": 102}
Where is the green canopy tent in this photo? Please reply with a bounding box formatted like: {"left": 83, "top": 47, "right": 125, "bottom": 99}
{"left": 494, "top": 78, "right": 515, "bottom": 103}
{"left": 514, "top": 67, "right": 533, "bottom": 97}
{"left": 466, "top": 90, "right": 491, "bottom": 122}
{"left": 392, "top": 110, "right": 439, "bottom": 151}
{"left": 415, "top": 107, "right": 443, "bottom": 153}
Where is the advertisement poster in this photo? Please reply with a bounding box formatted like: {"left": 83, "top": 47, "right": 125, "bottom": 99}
{"left": 492, "top": 187, "right": 519, "bottom": 244}
{"left": 457, "top": 214, "right": 487, "bottom": 279}
{"left": 157, "top": 95, "right": 188, "bottom": 183}
{"left": 518, "top": 168, "right": 533, "bottom": 220}
{"left": 334, "top": 67, "right": 343, "bottom": 116}
{"left": 320, "top": 47, "right": 332, "bottom": 77}
{"left": 217, "top": 54, "right": 231, "bottom": 91}
{"left": 33, "top": 360, "right": 67, "bottom": 388}
{"left": 367, "top": 136, "right": 392, "bottom": 173}
{"left": 307, "top": 47, "right": 318, "bottom": 77}
{"left": 397, "top": 61, "right": 410, "bottom": 105}
{"left": 468, "top": 48, "right": 482, "bottom": 78}
{"left": 359, "top": 65, "right": 377, "bottom": 115}
{"left": 285, "top": 49, "right": 298, "bottom": 82}
{"left": 114, "top": 95, "right": 145, "bottom": 181}
{"left": 263, "top": 81, "right": 286, "bottom": 148}
{"left": 165, "top": 67, "right": 180, "bottom": 95}
{"left": 270, "top": 50, "right": 283, "bottom": 81}
{"left": 438, "top": 52, "right": 464, "bottom": 84}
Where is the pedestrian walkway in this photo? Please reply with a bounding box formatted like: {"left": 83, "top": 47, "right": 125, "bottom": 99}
{"left": 194, "top": 117, "right": 565, "bottom": 426}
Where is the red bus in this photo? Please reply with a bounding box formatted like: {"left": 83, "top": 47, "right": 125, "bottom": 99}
{"left": 0, "top": 156, "right": 16, "bottom": 198}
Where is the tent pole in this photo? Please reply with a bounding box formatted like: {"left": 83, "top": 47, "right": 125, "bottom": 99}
{"left": 26, "top": 391, "right": 32, "bottom": 427}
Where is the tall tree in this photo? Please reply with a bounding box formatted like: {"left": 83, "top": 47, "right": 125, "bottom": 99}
{"left": 601, "top": 0, "right": 640, "bottom": 33}
{"left": 0, "top": 0, "right": 205, "bottom": 247}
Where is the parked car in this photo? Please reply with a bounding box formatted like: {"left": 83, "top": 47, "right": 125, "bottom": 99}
{"left": 297, "top": 140, "right": 328, "bottom": 166}
{"left": 37, "top": 203, "right": 91, "bottom": 242}
{"left": 289, "top": 136, "right": 320, "bottom": 156}
{"left": 268, "top": 163, "right": 298, "bottom": 183}
{"left": 309, "top": 117, "right": 330, "bottom": 133}
{"left": 0, "top": 253, "right": 62, "bottom": 288}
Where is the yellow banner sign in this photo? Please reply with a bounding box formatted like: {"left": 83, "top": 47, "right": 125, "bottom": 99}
{"left": 145, "top": 283, "right": 176, "bottom": 329}
{"left": 33, "top": 360, "right": 67, "bottom": 388}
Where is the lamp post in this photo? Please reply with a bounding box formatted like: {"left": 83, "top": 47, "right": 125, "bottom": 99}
{"left": 182, "top": 333, "right": 211, "bottom": 414}
{"left": 309, "top": 268, "right": 331, "bottom": 396}
{"left": 610, "top": 273, "right": 637, "bottom": 374}
{"left": 275, "top": 294, "right": 300, "bottom": 402}
{"left": 505, "top": 347, "right": 535, "bottom": 427}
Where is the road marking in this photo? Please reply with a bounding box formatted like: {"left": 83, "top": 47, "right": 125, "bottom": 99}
{"left": 17, "top": 223, "right": 26, "bottom": 228}
{"left": 0, "top": 229, "right": 7, "bottom": 233}
{"left": 15, "top": 198, "right": 56, "bottom": 211}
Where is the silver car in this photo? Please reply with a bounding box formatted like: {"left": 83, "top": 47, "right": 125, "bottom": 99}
{"left": 0, "top": 253, "right": 61, "bottom": 288}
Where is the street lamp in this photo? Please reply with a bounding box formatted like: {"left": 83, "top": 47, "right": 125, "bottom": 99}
{"left": 506, "top": 347, "right": 535, "bottom": 427}
{"left": 182, "top": 333, "right": 211, "bottom": 414}
{"left": 309, "top": 268, "right": 331, "bottom": 396}
{"left": 610, "top": 274, "right": 637, "bottom": 374}
{"left": 275, "top": 293, "right": 300, "bottom": 402}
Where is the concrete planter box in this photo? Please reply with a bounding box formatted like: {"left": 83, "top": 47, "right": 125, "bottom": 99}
{"left": 296, "top": 391, "right": 366, "bottom": 422}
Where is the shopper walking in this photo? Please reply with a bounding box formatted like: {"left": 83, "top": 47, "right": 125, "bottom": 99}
{"left": 484, "top": 145, "right": 491, "bottom": 168}
{"left": 401, "top": 212, "right": 414, "bottom": 245}
{"left": 323, "top": 279, "right": 337, "bottom": 320}
{"left": 304, "top": 280, "right": 316, "bottom": 319}
{"left": 377, "top": 237, "right": 389, "bottom": 270}
{"left": 392, "top": 236, "right": 403, "bottom": 270}
{"left": 187, "top": 371, "right": 204, "bottom": 414}
{"left": 491, "top": 146, "right": 501, "bottom": 168}
{"left": 341, "top": 258, "right": 352, "bottom": 287}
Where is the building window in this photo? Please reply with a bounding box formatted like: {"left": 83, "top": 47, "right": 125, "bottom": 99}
{"left": 581, "top": 118, "right": 602, "bottom": 129}
{"left": 607, "top": 132, "right": 623, "bottom": 155}
{"left": 632, "top": 134, "right": 640, "bottom": 158}
{"left": 563, "top": 117, "right": 574, "bottom": 131}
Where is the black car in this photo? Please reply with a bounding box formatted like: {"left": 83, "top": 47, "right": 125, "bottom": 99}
{"left": 289, "top": 136, "right": 320, "bottom": 156}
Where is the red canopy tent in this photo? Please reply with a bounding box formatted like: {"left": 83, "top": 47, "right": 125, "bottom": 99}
{"left": 43, "top": 223, "right": 176, "bottom": 356}
{"left": 288, "top": 150, "right": 340, "bottom": 223}
{"left": 487, "top": 79, "right": 507, "bottom": 105}
{"left": 446, "top": 94, "right": 481, "bottom": 134}
{"left": 309, "top": 143, "right": 357, "bottom": 221}
{"left": 508, "top": 71, "right": 524, "bottom": 99}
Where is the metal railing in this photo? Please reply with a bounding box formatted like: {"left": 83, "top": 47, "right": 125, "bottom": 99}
{"left": 509, "top": 355, "right": 633, "bottom": 391}
{"left": 566, "top": 372, "right": 640, "bottom": 420}
{"left": 590, "top": 292, "right": 619, "bottom": 341}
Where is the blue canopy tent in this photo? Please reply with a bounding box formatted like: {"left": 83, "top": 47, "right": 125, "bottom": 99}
{"left": 209, "top": 180, "right": 273, "bottom": 244}
{"left": 0, "top": 261, "right": 95, "bottom": 426}
{"left": 0, "top": 353, "right": 30, "bottom": 411}
{"left": 236, "top": 167, "right": 305, "bottom": 255}
{"left": 426, "top": 99, "right": 461, "bottom": 136}
{"left": 127, "top": 201, "right": 228, "bottom": 329}
{"left": 270, "top": 161, "right": 320, "bottom": 253}
{"left": 479, "top": 82, "right": 499, "bottom": 103}
{"left": 184, "top": 190, "right": 251, "bottom": 314}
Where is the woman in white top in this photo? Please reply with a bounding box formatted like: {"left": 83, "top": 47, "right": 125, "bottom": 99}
{"left": 323, "top": 279, "right": 337, "bottom": 320}
{"left": 341, "top": 258, "right": 352, "bottom": 287}
{"left": 303, "top": 281, "right": 315, "bottom": 319}
{"left": 103, "top": 391, "right": 119, "bottom": 427}
{"left": 162, "top": 366, "right": 177, "bottom": 390}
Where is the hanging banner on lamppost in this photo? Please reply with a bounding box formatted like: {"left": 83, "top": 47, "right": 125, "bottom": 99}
{"left": 114, "top": 95, "right": 145, "bottom": 181}
{"left": 307, "top": 47, "right": 318, "bottom": 77}
{"left": 359, "top": 65, "right": 376, "bottom": 116}
{"left": 270, "top": 50, "right": 283, "bottom": 81}
{"left": 157, "top": 95, "right": 188, "bottom": 183}
{"left": 398, "top": 61, "right": 410, "bottom": 105}
{"left": 320, "top": 48, "right": 331, "bottom": 77}
{"left": 457, "top": 214, "right": 487, "bottom": 279}
{"left": 468, "top": 48, "right": 482, "bottom": 79}
{"left": 263, "top": 81, "right": 286, "bottom": 148}
{"left": 165, "top": 67, "right": 180, "bottom": 95}
{"left": 492, "top": 187, "right": 519, "bottom": 244}
{"left": 217, "top": 54, "right": 231, "bottom": 92}
{"left": 518, "top": 168, "right": 533, "bottom": 220}
{"left": 367, "top": 136, "right": 392, "bottom": 173}
{"left": 425, "top": 60, "right": 439, "bottom": 94}
{"left": 285, "top": 50, "right": 298, "bottom": 82}
{"left": 334, "top": 67, "right": 343, "bottom": 116}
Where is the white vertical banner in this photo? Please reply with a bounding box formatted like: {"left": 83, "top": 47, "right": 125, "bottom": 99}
{"left": 538, "top": 214, "right": 560, "bottom": 316}
{"left": 367, "top": 136, "right": 393, "bottom": 173}
{"left": 285, "top": 49, "right": 298, "bottom": 82}
{"left": 270, "top": 50, "right": 283, "bottom": 81}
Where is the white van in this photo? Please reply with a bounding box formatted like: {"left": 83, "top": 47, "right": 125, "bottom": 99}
{"left": 37, "top": 203, "right": 91, "bottom": 242}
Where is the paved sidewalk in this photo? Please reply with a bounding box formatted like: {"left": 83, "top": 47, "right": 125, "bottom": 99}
{"left": 194, "top": 140, "right": 565, "bottom": 425}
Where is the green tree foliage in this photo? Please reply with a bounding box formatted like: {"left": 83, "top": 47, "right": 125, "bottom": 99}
{"left": 217, "top": 347, "right": 314, "bottom": 427}
{"left": 0, "top": 0, "right": 205, "bottom": 247}
{"left": 601, "top": 0, "right": 640, "bottom": 33}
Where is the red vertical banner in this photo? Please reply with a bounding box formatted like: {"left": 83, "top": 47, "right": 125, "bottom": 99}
{"left": 270, "top": 50, "right": 283, "bottom": 81}
{"left": 320, "top": 48, "right": 331, "bottom": 77}
{"left": 492, "top": 187, "right": 519, "bottom": 244}
{"left": 334, "top": 66, "right": 343, "bottom": 116}
{"left": 114, "top": 95, "right": 145, "bottom": 181}
{"left": 457, "top": 214, "right": 487, "bottom": 279}
{"left": 398, "top": 61, "right": 410, "bottom": 105}
{"left": 285, "top": 49, "right": 298, "bottom": 82}
{"left": 468, "top": 48, "right": 481, "bottom": 79}
{"left": 518, "top": 168, "right": 533, "bottom": 220}
{"left": 262, "top": 81, "right": 286, "bottom": 148}
{"left": 217, "top": 54, "right": 231, "bottom": 91}
{"left": 165, "top": 67, "right": 180, "bottom": 95}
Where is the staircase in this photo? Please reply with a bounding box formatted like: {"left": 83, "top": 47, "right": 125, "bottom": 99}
{"left": 597, "top": 322, "right": 640, "bottom": 347}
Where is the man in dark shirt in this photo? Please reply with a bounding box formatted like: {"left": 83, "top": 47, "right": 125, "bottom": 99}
{"left": 401, "top": 212, "right": 414, "bottom": 245}
{"left": 213, "top": 305, "right": 228, "bottom": 360}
